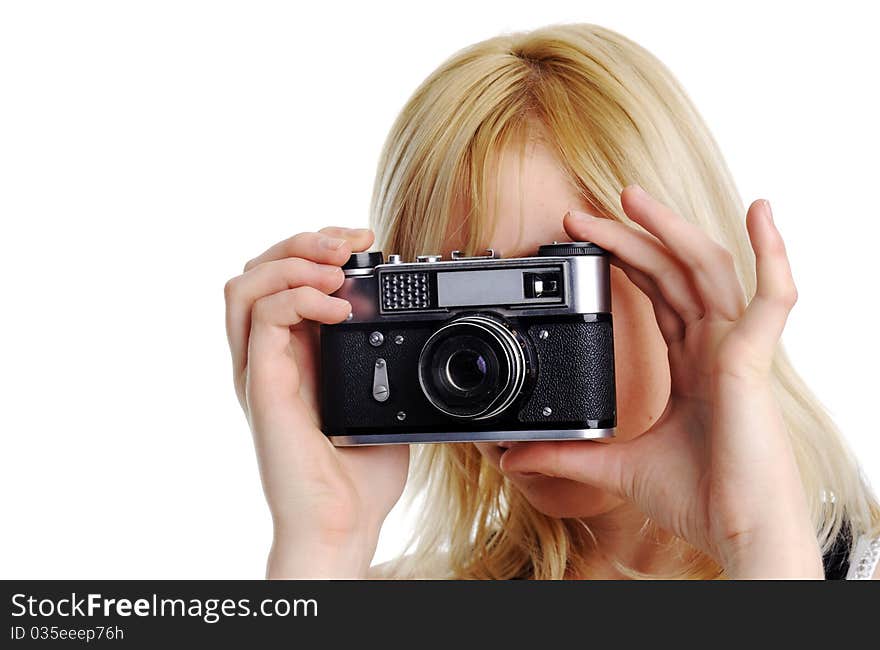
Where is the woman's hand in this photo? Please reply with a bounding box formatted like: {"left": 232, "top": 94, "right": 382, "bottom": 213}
{"left": 501, "top": 186, "right": 824, "bottom": 579}
{"left": 224, "top": 227, "right": 409, "bottom": 578}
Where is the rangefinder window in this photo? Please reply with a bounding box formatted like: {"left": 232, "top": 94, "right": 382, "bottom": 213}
{"left": 435, "top": 265, "right": 565, "bottom": 308}
{"left": 523, "top": 270, "right": 563, "bottom": 299}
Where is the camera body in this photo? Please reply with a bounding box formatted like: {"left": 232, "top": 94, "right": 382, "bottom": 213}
{"left": 320, "top": 243, "right": 616, "bottom": 445}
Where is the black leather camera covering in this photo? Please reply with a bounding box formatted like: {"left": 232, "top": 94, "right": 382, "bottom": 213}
{"left": 320, "top": 315, "right": 616, "bottom": 437}
{"left": 518, "top": 320, "right": 615, "bottom": 424}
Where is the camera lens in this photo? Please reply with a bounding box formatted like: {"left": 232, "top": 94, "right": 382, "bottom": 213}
{"left": 418, "top": 315, "right": 526, "bottom": 420}
{"left": 445, "top": 350, "right": 488, "bottom": 391}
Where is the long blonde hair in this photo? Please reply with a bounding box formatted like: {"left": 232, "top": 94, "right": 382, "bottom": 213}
{"left": 369, "top": 23, "right": 880, "bottom": 579}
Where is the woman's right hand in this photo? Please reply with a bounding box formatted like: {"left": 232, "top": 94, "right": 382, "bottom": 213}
{"left": 224, "top": 227, "right": 409, "bottom": 578}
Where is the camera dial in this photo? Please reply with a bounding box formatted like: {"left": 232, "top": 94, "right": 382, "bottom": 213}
{"left": 537, "top": 241, "right": 605, "bottom": 256}
{"left": 342, "top": 251, "right": 384, "bottom": 272}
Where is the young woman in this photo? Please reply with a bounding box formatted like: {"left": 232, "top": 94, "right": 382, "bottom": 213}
{"left": 224, "top": 24, "right": 880, "bottom": 579}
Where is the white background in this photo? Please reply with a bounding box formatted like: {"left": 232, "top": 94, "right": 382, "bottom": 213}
{"left": 1, "top": 1, "right": 877, "bottom": 578}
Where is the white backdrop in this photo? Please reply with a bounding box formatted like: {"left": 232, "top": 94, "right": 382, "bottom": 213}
{"left": 1, "top": 0, "right": 877, "bottom": 578}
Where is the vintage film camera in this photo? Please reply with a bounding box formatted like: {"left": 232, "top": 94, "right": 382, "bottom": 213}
{"left": 320, "top": 242, "right": 616, "bottom": 445}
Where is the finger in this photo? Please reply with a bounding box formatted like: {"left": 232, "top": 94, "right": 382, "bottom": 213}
{"left": 500, "top": 439, "right": 634, "bottom": 501}
{"left": 244, "top": 227, "right": 374, "bottom": 271}
{"left": 225, "top": 258, "right": 346, "bottom": 380}
{"left": 317, "top": 225, "right": 375, "bottom": 242}
{"left": 621, "top": 185, "right": 745, "bottom": 320}
{"left": 564, "top": 210, "right": 704, "bottom": 323}
{"left": 246, "top": 287, "right": 351, "bottom": 417}
{"left": 733, "top": 200, "right": 798, "bottom": 358}
{"left": 610, "top": 256, "right": 686, "bottom": 344}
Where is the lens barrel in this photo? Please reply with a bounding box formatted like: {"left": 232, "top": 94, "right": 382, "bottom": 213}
{"left": 418, "top": 315, "right": 526, "bottom": 420}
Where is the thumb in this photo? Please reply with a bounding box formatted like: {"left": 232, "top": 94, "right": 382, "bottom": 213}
{"left": 499, "top": 440, "right": 633, "bottom": 500}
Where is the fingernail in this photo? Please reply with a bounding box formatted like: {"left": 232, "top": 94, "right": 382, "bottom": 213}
{"left": 321, "top": 236, "right": 347, "bottom": 250}
{"left": 763, "top": 200, "right": 774, "bottom": 224}
{"left": 628, "top": 184, "right": 647, "bottom": 196}
{"left": 346, "top": 227, "right": 371, "bottom": 236}
{"left": 567, "top": 210, "right": 596, "bottom": 221}
{"left": 320, "top": 263, "right": 343, "bottom": 274}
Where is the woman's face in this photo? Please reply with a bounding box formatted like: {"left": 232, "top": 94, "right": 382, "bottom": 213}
{"left": 442, "top": 130, "right": 671, "bottom": 519}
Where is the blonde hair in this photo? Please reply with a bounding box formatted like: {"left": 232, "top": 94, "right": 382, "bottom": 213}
{"left": 369, "top": 23, "right": 880, "bottom": 579}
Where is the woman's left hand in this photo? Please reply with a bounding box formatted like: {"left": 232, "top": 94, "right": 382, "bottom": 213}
{"left": 500, "top": 185, "right": 824, "bottom": 579}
